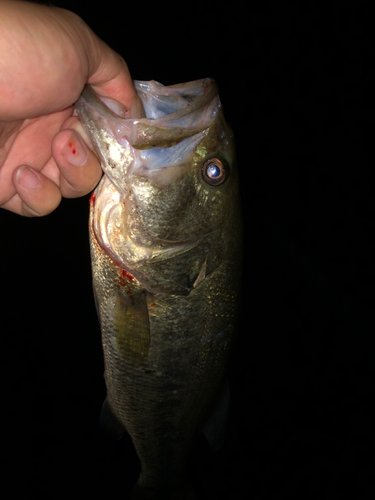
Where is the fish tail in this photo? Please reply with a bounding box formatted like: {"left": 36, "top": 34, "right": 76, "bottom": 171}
{"left": 131, "top": 474, "right": 197, "bottom": 500}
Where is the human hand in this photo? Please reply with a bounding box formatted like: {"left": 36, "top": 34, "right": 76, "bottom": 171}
{"left": 0, "top": 0, "right": 134, "bottom": 216}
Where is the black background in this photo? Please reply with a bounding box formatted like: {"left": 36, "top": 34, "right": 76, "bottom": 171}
{"left": 1, "top": 1, "right": 375, "bottom": 498}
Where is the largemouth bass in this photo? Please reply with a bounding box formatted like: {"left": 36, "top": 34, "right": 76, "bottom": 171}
{"left": 76, "top": 78, "right": 242, "bottom": 499}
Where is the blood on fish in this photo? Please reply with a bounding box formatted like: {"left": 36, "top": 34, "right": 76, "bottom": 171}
{"left": 89, "top": 192, "right": 96, "bottom": 207}
{"left": 115, "top": 267, "right": 135, "bottom": 290}
{"left": 120, "top": 269, "right": 134, "bottom": 280}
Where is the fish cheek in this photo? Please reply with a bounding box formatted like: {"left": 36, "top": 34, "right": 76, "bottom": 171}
{"left": 130, "top": 173, "right": 199, "bottom": 241}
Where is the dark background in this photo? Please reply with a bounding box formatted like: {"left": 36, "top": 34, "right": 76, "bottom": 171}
{"left": 1, "top": 1, "right": 375, "bottom": 498}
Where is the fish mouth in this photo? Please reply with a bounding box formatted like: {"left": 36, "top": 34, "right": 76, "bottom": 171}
{"left": 77, "top": 79, "right": 223, "bottom": 283}
{"left": 76, "top": 79, "right": 221, "bottom": 195}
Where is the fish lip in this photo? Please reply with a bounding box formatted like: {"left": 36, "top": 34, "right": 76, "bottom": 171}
{"left": 78, "top": 77, "right": 219, "bottom": 123}
{"left": 77, "top": 78, "right": 221, "bottom": 148}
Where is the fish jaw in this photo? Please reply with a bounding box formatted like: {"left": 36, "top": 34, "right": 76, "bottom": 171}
{"left": 75, "top": 79, "right": 221, "bottom": 193}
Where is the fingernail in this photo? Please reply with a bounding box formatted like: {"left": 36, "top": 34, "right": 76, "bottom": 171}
{"left": 62, "top": 133, "right": 88, "bottom": 166}
{"left": 16, "top": 166, "right": 41, "bottom": 190}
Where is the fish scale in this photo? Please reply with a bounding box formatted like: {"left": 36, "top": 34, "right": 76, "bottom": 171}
{"left": 76, "top": 79, "right": 242, "bottom": 499}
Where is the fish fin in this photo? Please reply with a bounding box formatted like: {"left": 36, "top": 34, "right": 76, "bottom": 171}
{"left": 99, "top": 396, "right": 125, "bottom": 440}
{"left": 202, "top": 378, "right": 230, "bottom": 451}
{"left": 192, "top": 258, "right": 207, "bottom": 289}
{"left": 114, "top": 291, "right": 150, "bottom": 367}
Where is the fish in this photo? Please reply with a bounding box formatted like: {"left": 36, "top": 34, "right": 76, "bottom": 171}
{"left": 75, "top": 78, "right": 242, "bottom": 499}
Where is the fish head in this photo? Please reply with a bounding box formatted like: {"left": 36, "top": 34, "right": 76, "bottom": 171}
{"left": 76, "top": 79, "right": 240, "bottom": 294}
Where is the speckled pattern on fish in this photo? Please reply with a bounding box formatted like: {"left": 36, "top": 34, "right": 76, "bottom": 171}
{"left": 76, "top": 79, "right": 242, "bottom": 500}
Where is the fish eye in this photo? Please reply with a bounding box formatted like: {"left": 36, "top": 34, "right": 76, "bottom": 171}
{"left": 202, "top": 158, "right": 227, "bottom": 186}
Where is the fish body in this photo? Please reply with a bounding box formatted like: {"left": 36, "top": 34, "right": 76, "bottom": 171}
{"left": 76, "top": 79, "right": 242, "bottom": 499}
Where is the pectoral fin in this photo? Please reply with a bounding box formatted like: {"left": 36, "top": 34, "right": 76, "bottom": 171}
{"left": 192, "top": 259, "right": 207, "bottom": 289}
{"left": 114, "top": 291, "right": 150, "bottom": 367}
